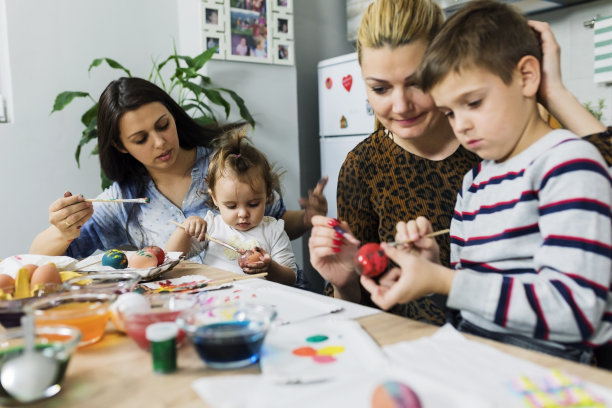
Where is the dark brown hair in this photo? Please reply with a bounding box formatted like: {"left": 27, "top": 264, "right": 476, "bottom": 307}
{"left": 205, "top": 126, "right": 283, "bottom": 207}
{"left": 418, "top": 0, "right": 542, "bottom": 93}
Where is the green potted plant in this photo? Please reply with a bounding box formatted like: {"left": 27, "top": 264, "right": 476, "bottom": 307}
{"left": 51, "top": 46, "right": 255, "bottom": 189}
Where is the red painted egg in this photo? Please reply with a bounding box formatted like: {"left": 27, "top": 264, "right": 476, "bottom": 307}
{"left": 142, "top": 246, "right": 165, "bottom": 266}
{"left": 354, "top": 243, "right": 388, "bottom": 277}
{"left": 237, "top": 247, "right": 265, "bottom": 269}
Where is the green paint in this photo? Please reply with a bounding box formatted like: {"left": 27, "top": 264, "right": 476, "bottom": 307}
{"left": 306, "top": 335, "right": 328, "bottom": 343}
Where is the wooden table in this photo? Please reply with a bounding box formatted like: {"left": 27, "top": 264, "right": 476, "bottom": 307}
{"left": 24, "top": 262, "right": 612, "bottom": 408}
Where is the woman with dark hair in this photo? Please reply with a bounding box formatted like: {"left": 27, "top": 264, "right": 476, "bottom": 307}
{"left": 30, "top": 77, "right": 327, "bottom": 261}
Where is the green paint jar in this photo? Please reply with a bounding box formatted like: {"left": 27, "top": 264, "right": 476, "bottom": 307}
{"left": 145, "top": 322, "right": 178, "bottom": 374}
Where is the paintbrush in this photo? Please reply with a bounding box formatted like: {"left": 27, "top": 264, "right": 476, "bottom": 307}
{"left": 387, "top": 228, "right": 450, "bottom": 247}
{"left": 168, "top": 219, "right": 243, "bottom": 253}
{"left": 85, "top": 197, "right": 150, "bottom": 204}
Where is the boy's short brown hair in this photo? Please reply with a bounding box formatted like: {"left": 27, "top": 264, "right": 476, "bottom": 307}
{"left": 418, "top": 0, "right": 542, "bottom": 93}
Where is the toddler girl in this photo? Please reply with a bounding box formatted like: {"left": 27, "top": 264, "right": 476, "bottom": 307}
{"left": 166, "top": 128, "right": 297, "bottom": 286}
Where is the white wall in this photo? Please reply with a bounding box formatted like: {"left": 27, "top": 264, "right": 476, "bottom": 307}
{"left": 0, "top": 0, "right": 303, "bottom": 266}
{"left": 532, "top": 0, "right": 612, "bottom": 122}
{"left": 0, "top": 0, "right": 181, "bottom": 259}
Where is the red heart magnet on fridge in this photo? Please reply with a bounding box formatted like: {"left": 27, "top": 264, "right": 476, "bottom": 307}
{"left": 342, "top": 75, "right": 352, "bottom": 92}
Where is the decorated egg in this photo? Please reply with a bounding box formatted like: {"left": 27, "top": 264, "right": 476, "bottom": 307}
{"left": 371, "top": 381, "right": 422, "bottom": 408}
{"left": 0, "top": 274, "right": 15, "bottom": 294}
{"left": 30, "top": 263, "right": 62, "bottom": 289}
{"left": 110, "top": 292, "right": 151, "bottom": 332}
{"left": 102, "top": 249, "right": 128, "bottom": 269}
{"left": 237, "top": 247, "right": 265, "bottom": 269}
{"left": 142, "top": 246, "right": 165, "bottom": 266}
{"left": 355, "top": 243, "right": 388, "bottom": 278}
{"left": 128, "top": 250, "right": 159, "bottom": 269}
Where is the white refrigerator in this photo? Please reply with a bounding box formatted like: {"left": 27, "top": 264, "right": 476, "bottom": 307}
{"left": 318, "top": 52, "right": 375, "bottom": 219}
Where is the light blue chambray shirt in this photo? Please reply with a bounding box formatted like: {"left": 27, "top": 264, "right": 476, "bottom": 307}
{"left": 66, "top": 146, "right": 286, "bottom": 263}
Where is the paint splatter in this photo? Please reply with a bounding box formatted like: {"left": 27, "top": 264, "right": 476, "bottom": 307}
{"left": 292, "top": 347, "right": 317, "bottom": 357}
{"left": 317, "top": 345, "right": 345, "bottom": 356}
{"left": 306, "top": 335, "right": 328, "bottom": 343}
{"left": 312, "top": 355, "right": 336, "bottom": 363}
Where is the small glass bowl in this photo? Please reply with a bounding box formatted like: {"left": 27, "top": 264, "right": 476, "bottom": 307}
{"left": 25, "top": 291, "right": 116, "bottom": 347}
{"left": 0, "top": 325, "right": 81, "bottom": 405}
{"left": 176, "top": 302, "right": 277, "bottom": 369}
{"left": 123, "top": 293, "right": 196, "bottom": 351}
{"left": 63, "top": 272, "right": 140, "bottom": 295}
{"left": 0, "top": 283, "right": 65, "bottom": 329}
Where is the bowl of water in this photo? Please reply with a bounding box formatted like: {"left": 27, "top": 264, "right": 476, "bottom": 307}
{"left": 0, "top": 325, "right": 81, "bottom": 405}
{"left": 122, "top": 293, "right": 195, "bottom": 351}
{"left": 25, "top": 291, "right": 116, "bottom": 347}
{"left": 176, "top": 302, "right": 277, "bottom": 369}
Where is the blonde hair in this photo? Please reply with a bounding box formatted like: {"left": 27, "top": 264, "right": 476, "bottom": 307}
{"left": 356, "top": 0, "right": 444, "bottom": 130}
{"left": 205, "top": 127, "right": 283, "bottom": 207}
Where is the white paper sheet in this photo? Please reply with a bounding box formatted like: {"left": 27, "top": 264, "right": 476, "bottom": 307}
{"left": 191, "top": 324, "right": 612, "bottom": 408}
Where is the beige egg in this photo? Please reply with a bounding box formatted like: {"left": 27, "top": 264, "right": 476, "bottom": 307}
{"left": 22, "top": 264, "right": 38, "bottom": 280}
{"left": 0, "top": 274, "right": 15, "bottom": 294}
{"left": 128, "top": 250, "right": 158, "bottom": 269}
{"left": 30, "top": 263, "right": 62, "bottom": 289}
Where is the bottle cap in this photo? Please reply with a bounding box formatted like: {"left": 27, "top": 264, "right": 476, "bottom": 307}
{"left": 145, "top": 322, "right": 179, "bottom": 342}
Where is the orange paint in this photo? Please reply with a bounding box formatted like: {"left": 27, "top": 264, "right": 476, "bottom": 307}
{"left": 35, "top": 302, "right": 110, "bottom": 347}
{"left": 292, "top": 346, "right": 317, "bottom": 357}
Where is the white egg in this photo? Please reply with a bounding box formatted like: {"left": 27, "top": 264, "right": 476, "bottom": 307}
{"left": 109, "top": 293, "right": 151, "bottom": 332}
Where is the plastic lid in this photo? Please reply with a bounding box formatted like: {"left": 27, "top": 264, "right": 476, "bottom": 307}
{"left": 145, "top": 322, "right": 179, "bottom": 342}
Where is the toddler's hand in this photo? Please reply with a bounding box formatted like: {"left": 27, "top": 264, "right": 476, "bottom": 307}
{"left": 182, "top": 216, "right": 207, "bottom": 241}
{"left": 240, "top": 250, "right": 270, "bottom": 274}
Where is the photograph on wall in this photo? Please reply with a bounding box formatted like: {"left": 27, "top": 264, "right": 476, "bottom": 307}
{"left": 272, "top": 0, "right": 293, "bottom": 13}
{"left": 272, "top": 12, "right": 293, "bottom": 40}
{"left": 202, "top": 3, "right": 224, "bottom": 32}
{"left": 273, "top": 40, "right": 293, "bottom": 65}
{"left": 226, "top": 0, "right": 272, "bottom": 63}
{"left": 203, "top": 32, "right": 225, "bottom": 59}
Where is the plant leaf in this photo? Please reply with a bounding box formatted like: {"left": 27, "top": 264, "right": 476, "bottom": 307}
{"left": 191, "top": 47, "right": 216, "bottom": 71}
{"left": 51, "top": 91, "right": 90, "bottom": 114}
{"left": 220, "top": 88, "right": 255, "bottom": 127}
{"left": 80, "top": 103, "right": 98, "bottom": 128}
{"left": 88, "top": 58, "right": 132, "bottom": 77}
{"left": 201, "top": 88, "right": 230, "bottom": 118}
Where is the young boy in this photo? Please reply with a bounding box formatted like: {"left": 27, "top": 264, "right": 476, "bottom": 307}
{"left": 360, "top": 0, "right": 612, "bottom": 363}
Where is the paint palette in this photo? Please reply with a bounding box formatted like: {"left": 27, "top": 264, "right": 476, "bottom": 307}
{"left": 260, "top": 318, "right": 385, "bottom": 384}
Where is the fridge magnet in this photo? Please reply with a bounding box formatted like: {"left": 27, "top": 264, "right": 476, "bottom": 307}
{"left": 272, "top": 0, "right": 293, "bottom": 13}
{"left": 273, "top": 40, "right": 294, "bottom": 65}
{"left": 272, "top": 12, "right": 293, "bottom": 41}
{"left": 225, "top": 0, "right": 273, "bottom": 64}
{"left": 202, "top": 3, "right": 224, "bottom": 32}
{"left": 340, "top": 115, "right": 348, "bottom": 129}
{"left": 342, "top": 74, "right": 353, "bottom": 92}
{"left": 325, "top": 77, "right": 333, "bottom": 89}
{"left": 203, "top": 31, "right": 225, "bottom": 60}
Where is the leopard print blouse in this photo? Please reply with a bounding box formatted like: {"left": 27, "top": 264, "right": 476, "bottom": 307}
{"left": 337, "top": 128, "right": 480, "bottom": 325}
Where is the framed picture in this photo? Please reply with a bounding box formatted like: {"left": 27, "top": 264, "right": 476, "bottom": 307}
{"left": 272, "top": 12, "right": 293, "bottom": 40}
{"left": 272, "top": 0, "right": 293, "bottom": 13}
{"left": 202, "top": 3, "right": 224, "bottom": 32}
{"left": 273, "top": 40, "right": 293, "bottom": 65}
{"left": 225, "top": 0, "right": 273, "bottom": 64}
{"left": 203, "top": 32, "right": 225, "bottom": 60}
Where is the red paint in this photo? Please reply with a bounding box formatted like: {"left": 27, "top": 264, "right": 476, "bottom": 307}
{"left": 342, "top": 75, "right": 352, "bottom": 92}
{"left": 355, "top": 243, "right": 388, "bottom": 277}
